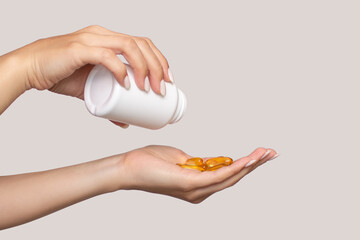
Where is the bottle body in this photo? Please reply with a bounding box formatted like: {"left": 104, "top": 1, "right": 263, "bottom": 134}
{"left": 84, "top": 63, "right": 186, "bottom": 129}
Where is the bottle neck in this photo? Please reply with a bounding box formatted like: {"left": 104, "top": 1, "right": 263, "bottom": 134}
{"left": 169, "top": 89, "right": 187, "bottom": 124}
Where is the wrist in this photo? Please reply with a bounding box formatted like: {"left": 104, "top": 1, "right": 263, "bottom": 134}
{"left": 0, "top": 52, "right": 30, "bottom": 114}
{"left": 0, "top": 52, "right": 30, "bottom": 90}
{"left": 96, "top": 153, "right": 128, "bottom": 194}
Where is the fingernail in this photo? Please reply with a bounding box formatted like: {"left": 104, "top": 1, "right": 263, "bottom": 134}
{"left": 160, "top": 80, "right": 166, "bottom": 96}
{"left": 144, "top": 77, "right": 150, "bottom": 92}
{"left": 122, "top": 124, "right": 129, "bottom": 129}
{"left": 245, "top": 159, "right": 257, "bottom": 167}
{"left": 261, "top": 149, "right": 271, "bottom": 160}
{"left": 168, "top": 68, "right": 174, "bottom": 83}
{"left": 124, "top": 76, "right": 130, "bottom": 90}
{"left": 268, "top": 153, "right": 280, "bottom": 161}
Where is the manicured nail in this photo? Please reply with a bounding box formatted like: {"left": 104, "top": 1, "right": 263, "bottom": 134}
{"left": 160, "top": 80, "right": 166, "bottom": 96}
{"left": 245, "top": 159, "right": 257, "bottom": 167}
{"left": 122, "top": 124, "right": 129, "bottom": 129}
{"left": 124, "top": 76, "right": 130, "bottom": 90}
{"left": 168, "top": 68, "right": 174, "bottom": 83}
{"left": 261, "top": 149, "right": 271, "bottom": 160}
{"left": 268, "top": 153, "right": 280, "bottom": 161}
{"left": 144, "top": 77, "right": 150, "bottom": 92}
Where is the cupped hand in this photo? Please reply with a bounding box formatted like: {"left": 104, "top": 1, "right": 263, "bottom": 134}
{"left": 11, "top": 25, "right": 173, "bottom": 127}
{"left": 114, "top": 145, "right": 278, "bottom": 203}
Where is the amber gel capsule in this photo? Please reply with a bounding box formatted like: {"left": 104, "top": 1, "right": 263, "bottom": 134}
{"left": 177, "top": 164, "right": 206, "bottom": 172}
{"left": 205, "top": 157, "right": 233, "bottom": 171}
{"left": 177, "top": 157, "right": 207, "bottom": 171}
{"left": 178, "top": 157, "right": 233, "bottom": 171}
{"left": 205, "top": 157, "right": 233, "bottom": 168}
{"left": 185, "top": 157, "right": 206, "bottom": 168}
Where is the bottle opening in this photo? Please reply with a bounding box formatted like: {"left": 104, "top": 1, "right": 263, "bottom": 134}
{"left": 170, "top": 89, "right": 187, "bottom": 124}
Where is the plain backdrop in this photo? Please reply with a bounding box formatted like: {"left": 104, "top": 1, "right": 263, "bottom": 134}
{"left": 1, "top": 0, "right": 359, "bottom": 239}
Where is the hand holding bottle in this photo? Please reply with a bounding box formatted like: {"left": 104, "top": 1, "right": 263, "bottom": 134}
{"left": 1, "top": 25, "right": 173, "bottom": 126}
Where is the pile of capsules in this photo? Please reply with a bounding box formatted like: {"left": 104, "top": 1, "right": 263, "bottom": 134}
{"left": 177, "top": 157, "right": 233, "bottom": 171}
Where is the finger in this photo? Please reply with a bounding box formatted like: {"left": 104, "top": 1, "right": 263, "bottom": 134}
{"left": 170, "top": 148, "right": 275, "bottom": 203}
{"left": 143, "top": 38, "right": 172, "bottom": 83}
{"left": 75, "top": 25, "right": 128, "bottom": 37}
{"left": 217, "top": 148, "right": 275, "bottom": 182}
{"left": 71, "top": 43, "right": 128, "bottom": 88}
{"left": 246, "top": 148, "right": 278, "bottom": 173}
{"left": 175, "top": 160, "right": 251, "bottom": 203}
{"left": 110, "top": 120, "right": 129, "bottom": 129}
{"left": 177, "top": 147, "right": 269, "bottom": 199}
{"left": 75, "top": 33, "right": 148, "bottom": 91}
{"left": 75, "top": 27, "right": 171, "bottom": 89}
{"left": 198, "top": 148, "right": 269, "bottom": 186}
{"left": 154, "top": 148, "right": 275, "bottom": 204}
{"left": 190, "top": 149, "right": 277, "bottom": 201}
{"left": 182, "top": 156, "right": 249, "bottom": 190}
{"left": 134, "top": 37, "right": 164, "bottom": 95}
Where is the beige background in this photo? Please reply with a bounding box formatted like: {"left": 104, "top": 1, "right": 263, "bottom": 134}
{"left": 1, "top": 0, "right": 359, "bottom": 239}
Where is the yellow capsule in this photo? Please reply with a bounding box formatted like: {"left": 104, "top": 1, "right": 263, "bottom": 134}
{"left": 178, "top": 164, "right": 206, "bottom": 172}
{"left": 206, "top": 163, "right": 228, "bottom": 171}
{"left": 177, "top": 156, "right": 233, "bottom": 172}
{"left": 184, "top": 157, "right": 204, "bottom": 167}
{"left": 205, "top": 157, "right": 233, "bottom": 168}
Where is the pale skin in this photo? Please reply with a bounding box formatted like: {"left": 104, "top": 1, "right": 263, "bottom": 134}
{"left": 0, "top": 26, "right": 278, "bottom": 230}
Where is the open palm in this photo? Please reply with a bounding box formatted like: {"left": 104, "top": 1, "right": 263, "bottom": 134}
{"left": 118, "top": 145, "right": 277, "bottom": 203}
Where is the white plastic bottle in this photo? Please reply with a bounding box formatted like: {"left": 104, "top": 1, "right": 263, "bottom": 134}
{"left": 84, "top": 63, "right": 187, "bottom": 130}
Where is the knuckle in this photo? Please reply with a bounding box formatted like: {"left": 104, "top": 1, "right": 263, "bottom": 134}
{"left": 124, "top": 38, "right": 138, "bottom": 50}
{"left": 76, "top": 32, "right": 93, "bottom": 44}
{"left": 100, "top": 49, "right": 115, "bottom": 61}
{"left": 65, "top": 42, "right": 84, "bottom": 66}
{"left": 135, "top": 37, "right": 148, "bottom": 46}
{"left": 85, "top": 25, "right": 103, "bottom": 32}
{"left": 142, "top": 37, "right": 153, "bottom": 44}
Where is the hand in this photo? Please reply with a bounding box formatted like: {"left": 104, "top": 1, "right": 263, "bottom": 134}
{"left": 7, "top": 25, "right": 173, "bottom": 127}
{"left": 115, "top": 145, "right": 278, "bottom": 203}
{"left": 0, "top": 145, "right": 278, "bottom": 229}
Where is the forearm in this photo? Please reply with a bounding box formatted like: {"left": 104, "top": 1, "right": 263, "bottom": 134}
{"left": 0, "top": 52, "right": 29, "bottom": 114}
{"left": 0, "top": 155, "right": 122, "bottom": 230}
